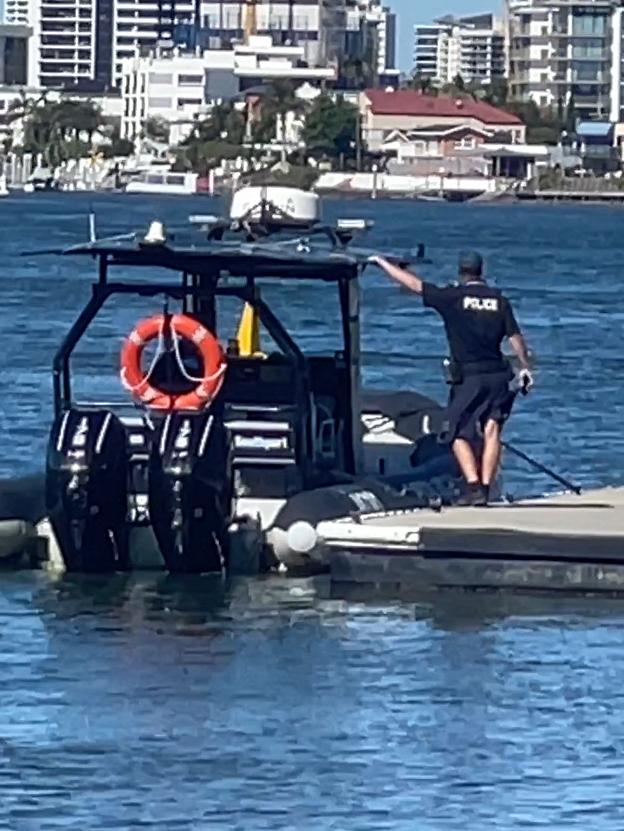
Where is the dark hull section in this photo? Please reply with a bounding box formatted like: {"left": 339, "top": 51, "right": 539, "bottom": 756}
{"left": 273, "top": 459, "right": 459, "bottom": 533}
{"left": 0, "top": 474, "right": 46, "bottom": 523}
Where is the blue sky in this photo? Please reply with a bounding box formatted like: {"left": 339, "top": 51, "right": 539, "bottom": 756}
{"left": 391, "top": 0, "right": 500, "bottom": 71}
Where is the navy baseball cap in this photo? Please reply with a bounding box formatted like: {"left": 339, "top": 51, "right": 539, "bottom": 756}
{"left": 458, "top": 250, "right": 483, "bottom": 274}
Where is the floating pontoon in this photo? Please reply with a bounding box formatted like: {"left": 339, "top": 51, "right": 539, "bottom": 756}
{"left": 311, "top": 487, "right": 624, "bottom": 594}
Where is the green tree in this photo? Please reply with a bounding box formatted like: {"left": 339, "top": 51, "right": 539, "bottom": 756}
{"left": 144, "top": 116, "right": 169, "bottom": 142}
{"left": 301, "top": 94, "right": 358, "bottom": 162}
{"left": 186, "top": 102, "right": 245, "bottom": 143}
{"left": 481, "top": 77, "right": 508, "bottom": 108}
{"left": 251, "top": 80, "right": 303, "bottom": 144}
{"left": 10, "top": 96, "right": 103, "bottom": 165}
{"left": 452, "top": 73, "right": 465, "bottom": 92}
{"left": 407, "top": 73, "right": 438, "bottom": 95}
{"left": 52, "top": 99, "right": 102, "bottom": 142}
{"left": 174, "top": 139, "right": 242, "bottom": 174}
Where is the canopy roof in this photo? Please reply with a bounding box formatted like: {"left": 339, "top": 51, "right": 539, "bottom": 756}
{"left": 63, "top": 235, "right": 364, "bottom": 280}
{"left": 60, "top": 222, "right": 414, "bottom": 282}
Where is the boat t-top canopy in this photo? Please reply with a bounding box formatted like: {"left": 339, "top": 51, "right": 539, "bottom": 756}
{"left": 59, "top": 215, "right": 397, "bottom": 282}
{"left": 63, "top": 236, "right": 360, "bottom": 281}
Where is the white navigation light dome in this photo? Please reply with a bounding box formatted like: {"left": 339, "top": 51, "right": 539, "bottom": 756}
{"left": 144, "top": 220, "right": 167, "bottom": 245}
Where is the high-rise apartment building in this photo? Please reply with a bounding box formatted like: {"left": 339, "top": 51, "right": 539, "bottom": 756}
{"left": 11, "top": 0, "right": 392, "bottom": 94}
{"left": 186, "top": 1, "right": 348, "bottom": 66}
{"left": 413, "top": 14, "right": 505, "bottom": 86}
{"left": 113, "top": 0, "right": 194, "bottom": 85}
{"left": 506, "top": 0, "right": 622, "bottom": 120}
{"left": 346, "top": 0, "right": 396, "bottom": 75}
{"left": 21, "top": 0, "right": 195, "bottom": 90}
{"left": 413, "top": 23, "right": 446, "bottom": 78}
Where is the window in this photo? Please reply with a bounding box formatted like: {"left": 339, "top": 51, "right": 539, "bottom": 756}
{"left": 178, "top": 73, "right": 203, "bottom": 85}
{"left": 572, "top": 13, "right": 607, "bottom": 36}
{"left": 149, "top": 72, "right": 173, "bottom": 84}
{"left": 572, "top": 61, "right": 604, "bottom": 81}
{"left": 455, "top": 136, "right": 476, "bottom": 149}
{"left": 148, "top": 97, "right": 172, "bottom": 108}
{"left": 177, "top": 98, "right": 202, "bottom": 108}
{"left": 165, "top": 174, "right": 185, "bottom": 186}
{"left": 41, "top": 35, "right": 75, "bottom": 45}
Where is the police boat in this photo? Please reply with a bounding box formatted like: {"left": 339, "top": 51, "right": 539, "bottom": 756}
{"left": 41, "top": 198, "right": 460, "bottom": 574}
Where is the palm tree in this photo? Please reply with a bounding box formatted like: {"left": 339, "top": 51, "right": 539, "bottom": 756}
{"left": 406, "top": 73, "right": 438, "bottom": 95}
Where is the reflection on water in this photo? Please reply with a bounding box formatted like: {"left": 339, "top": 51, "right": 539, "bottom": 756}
{"left": 0, "top": 572, "right": 623, "bottom": 829}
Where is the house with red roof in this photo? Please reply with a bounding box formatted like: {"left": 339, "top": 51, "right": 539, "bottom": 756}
{"left": 360, "top": 89, "right": 526, "bottom": 155}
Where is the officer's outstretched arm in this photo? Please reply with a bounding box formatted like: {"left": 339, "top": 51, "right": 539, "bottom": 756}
{"left": 508, "top": 333, "right": 530, "bottom": 370}
{"left": 368, "top": 255, "right": 423, "bottom": 294}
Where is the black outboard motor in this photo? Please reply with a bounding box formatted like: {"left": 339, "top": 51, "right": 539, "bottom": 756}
{"left": 149, "top": 408, "right": 232, "bottom": 574}
{"left": 46, "top": 409, "right": 129, "bottom": 572}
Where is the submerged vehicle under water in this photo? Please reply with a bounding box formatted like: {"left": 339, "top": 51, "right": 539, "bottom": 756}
{"left": 39, "top": 192, "right": 461, "bottom": 574}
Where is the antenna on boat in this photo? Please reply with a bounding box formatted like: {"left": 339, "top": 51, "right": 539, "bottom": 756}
{"left": 88, "top": 206, "right": 96, "bottom": 243}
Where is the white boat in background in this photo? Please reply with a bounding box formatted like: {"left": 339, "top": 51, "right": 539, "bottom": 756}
{"left": 125, "top": 170, "right": 198, "bottom": 196}
{"left": 230, "top": 186, "right": 320, "bottom": 225}
{"left": 0, "top": 174, "right": 10, "bottom": 197}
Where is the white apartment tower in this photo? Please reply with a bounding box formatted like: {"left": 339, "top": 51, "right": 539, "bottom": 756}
{"left": 113, "top": 0, "right": 194, "bottom": 85}
{"left": 13, "top": 0, "right": 196, "bottom": 90}
{"left": 506, "top": 0, "right": 622, "bottom": 120}
{"left": 413, "top": 14, "right": 505, "bottom": 85}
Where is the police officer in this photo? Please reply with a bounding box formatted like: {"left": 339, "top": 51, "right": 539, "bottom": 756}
{"left": 369, "top": 250, "right": 533, "bottom": 506}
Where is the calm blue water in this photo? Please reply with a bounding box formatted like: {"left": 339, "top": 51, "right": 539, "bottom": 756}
{"left": 1, "top": 193, "right": 624, "bottom": 828}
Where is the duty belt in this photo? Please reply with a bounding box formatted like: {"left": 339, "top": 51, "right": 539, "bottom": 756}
{"left": 459, "top": 359, "right": 510, "bottom": 376}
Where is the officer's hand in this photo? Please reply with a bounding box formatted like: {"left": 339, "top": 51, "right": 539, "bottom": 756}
{"left": 518, "top": 368, "right": 534, "bottom": 393}
{"left": 367, "top": 255, "right": 382, "bottom": 266}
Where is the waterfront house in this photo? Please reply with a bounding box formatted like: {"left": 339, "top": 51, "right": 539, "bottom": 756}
{"left": 359, "top": 89, "right": 526, "bottom": 152}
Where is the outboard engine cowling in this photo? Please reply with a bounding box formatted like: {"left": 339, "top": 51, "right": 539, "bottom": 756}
{"left": 149, "top": 409, "right": 232, "bottom": 574}
{"left": 46, "top": 409, "right": 129, "bottom": 572}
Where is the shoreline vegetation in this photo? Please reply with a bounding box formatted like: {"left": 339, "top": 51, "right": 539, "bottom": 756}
{"left": 4, "top": 76, "right": 621, "bottom": 202}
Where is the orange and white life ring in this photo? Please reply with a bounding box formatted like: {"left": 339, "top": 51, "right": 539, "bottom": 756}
{"left": 120, "top": 314, "right": 226, "bottom": 410}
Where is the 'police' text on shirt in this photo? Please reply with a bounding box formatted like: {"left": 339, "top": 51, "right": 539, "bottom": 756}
{"left": 463, "top": 296, "right": 499, "bottom": 312}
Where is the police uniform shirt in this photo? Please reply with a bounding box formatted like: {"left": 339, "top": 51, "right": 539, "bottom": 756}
{"left": 422, "top": 281, "right": 520, "bottom": 366}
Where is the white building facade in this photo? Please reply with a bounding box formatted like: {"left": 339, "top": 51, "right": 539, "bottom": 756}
{"left": 121, "top": 35, "right": 336, "bottom": 143}
{"left": 414, "top": 14, "right": 505, "bottom": 86}
{"left": 4, "top": 0, "right": 32, "bottom": 25}
{"left": 113, "top": 0, "right": 195, "bottom": 86}
{"left": 506, "top": 0, "right": 622, "bottom": 120}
